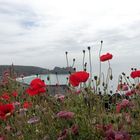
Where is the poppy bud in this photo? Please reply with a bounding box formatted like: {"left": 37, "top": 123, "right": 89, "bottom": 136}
{"left": 132, "top": 84, "right": 135, "bottom": 87}
{"left": 87, "top": 46, "right": 90, "bottom": 50}
{"left": 110, "top": 90, "right": 113, "bottom": 94}
{"left": 73, "top": 68, "right": 76, "bottom": 71}
{"left": 110, "top": 75, "right": 113, "bottom": 80}
{"left": 122, "top": 72, "right": 125, "bottom": 76}
{"left": 47, "top": 76, "right": 50, "bottom": 81}
{"left": 94, "top": 76, "right": 97, "bottom": 81}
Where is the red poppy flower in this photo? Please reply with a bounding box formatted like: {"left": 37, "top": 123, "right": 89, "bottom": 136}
{"left": 130, "top": 70, "right": 140, "bottom": 79}
{"left": 125, "top": 90, "right": 135, "bottom": 96}
{"left": 100, "top": 53, "right": 113, "bottom": 62}
{"left": 0, "top": 104, "right": 14, "bottom": 120}
{"left": 69, "top": 71, "right": 89, "bottom": 87}
{"left": 30, "top": 78, "right": 45, "bottom": 89}
{"left": 12, "top": 91, "right": 18, "bottom": 97}
{"left": 23, "top": 101, "right": 32, "bottom": 109}
{"left": 1, "top": 93, "right": 10, "bottom": 101}
{"left": 26, "top": 78, "right": 46, "bottom": 96}
{"left": 69, "top": 76, "right": 79, "bottom": 87}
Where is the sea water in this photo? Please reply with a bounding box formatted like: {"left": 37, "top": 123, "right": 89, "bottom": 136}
{"left": 17, "top": 74, "right": 69, "bottom": 85}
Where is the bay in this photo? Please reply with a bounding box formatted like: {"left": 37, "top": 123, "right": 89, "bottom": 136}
{"left": 17, "top": 74, "right": 69, "bottom": 85}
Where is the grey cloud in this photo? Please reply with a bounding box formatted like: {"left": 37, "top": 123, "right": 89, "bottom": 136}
{"left": 0, "top": 0, "right": 140, "bottom": 70}
{"left": 0, "top": 1, "right": 40, "bottom": 33}
{"left": 0, "top": 1, "right": 36, "bottom": 17}
{"left": 90, "top": 24, "right": 140, "bottom": 55}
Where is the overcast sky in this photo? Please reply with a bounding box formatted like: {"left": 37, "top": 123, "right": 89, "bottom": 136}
{"left": 0, "top": 0, "right": 140, "bottom": 77}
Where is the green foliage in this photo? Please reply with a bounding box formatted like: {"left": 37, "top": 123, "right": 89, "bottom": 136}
{"left": 0, "top": 81, "right": 140, "bottom": 140}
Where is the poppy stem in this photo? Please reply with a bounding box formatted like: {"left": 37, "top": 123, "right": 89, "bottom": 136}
{"left": 66, "top": 77, "right": 69, "bottom": 85}
{"left": 47, "top": 75, "right": 51, "bottom": 85}
{"left": 55, "top": 72, "right": 59, "bottom": 85}
{"left": 118, "top": 75, "right": 122, "bottom": 91}
{"left": 71, "top": 58, "right": 75, "bottom": 68}
{"left": 122, "top": 74, "right": 132, "bottom": 88}
{"left": 99, "top": 41, "right": 103, "bottom": 84}
{"left": 87, "top": 46, "right": 92, "bottom": 86}
{"left": 22, "top": 77, "right": 24, "bottom": 83}
{"left": 101, "top": 72, "right": 105, "bottom": 85}
{"left": 84, "top": 62, "right": 87, "bottom": 71}
{"left": 92, "top": 80, "right": 95, "bottom": 92}
{"left": 99, "top": 41, "right": 103, "bottom": 59}
{"left": 108, "top": 60, "right": 111, "bottom": 68}
{"left": 83, "top": 50, "right": 85, "bottom": 71}
{"left": 105, "top": 68, "right": 111, "bottom": 93}
{"left": 127, "top": 78, "right": 133, "bottom": 87}
{"left": 105, "top": 63, "right": 112, "bottom": 93}
{"left": 65, "top": 51, "right": 69, "bottom": 67}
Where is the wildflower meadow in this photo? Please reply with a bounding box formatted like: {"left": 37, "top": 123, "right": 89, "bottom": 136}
{"left": 0, "top": 41, "right": 140, "bottom": 140}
